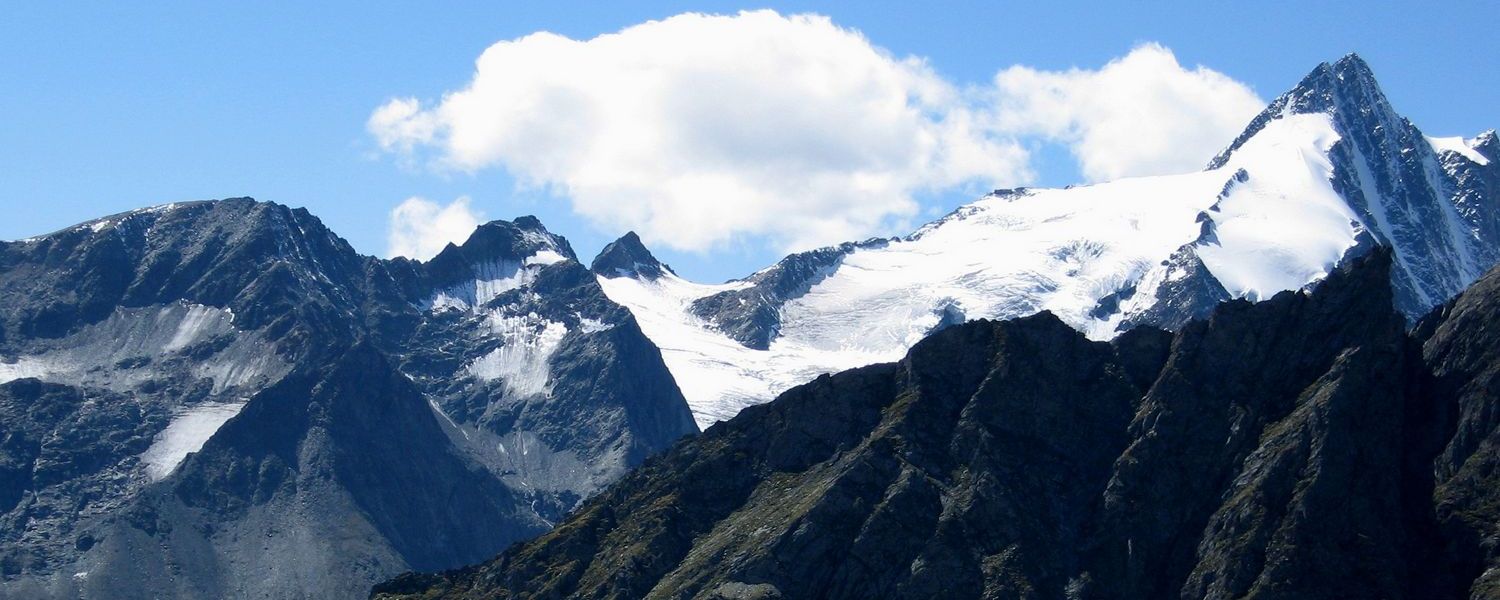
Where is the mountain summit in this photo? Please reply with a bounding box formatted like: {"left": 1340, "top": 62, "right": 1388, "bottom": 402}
{"left": 1201, "top": 52, "right": 1498, "bottom": 318}
{"left": 590, "top": 232, "right": 673, "bottom": 280}
{"left": 595, "top": 54, "right": 1500, "bottom": 427}
{"left": 0, "top": 200, "right": 696, "bottom": 598}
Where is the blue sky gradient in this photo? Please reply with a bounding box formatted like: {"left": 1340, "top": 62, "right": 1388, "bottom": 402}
{"left": 2, "top": 1, "right": 1496, "bottom": 281}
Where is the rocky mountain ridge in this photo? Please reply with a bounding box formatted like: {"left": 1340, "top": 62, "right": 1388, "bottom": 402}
{"left": 376, "top": 248, "right": 1500, "bottom": 600}
{"left": 0, "top": 199, "right": 697, "bottom": 599}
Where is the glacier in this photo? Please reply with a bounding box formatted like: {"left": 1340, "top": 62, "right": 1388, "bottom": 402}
{"left": 598, "top": 55, "right": 1499, "bottom": 427}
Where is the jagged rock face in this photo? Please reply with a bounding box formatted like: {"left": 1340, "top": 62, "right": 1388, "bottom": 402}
{"left": 597, "top": 56, "right": 1500, "bottom": 429}
{"left": 376, "top": 250, "right": 1500, "bottom": 599}
{"left": 1415, "top": 258, "right": 1500, "bottom": 598}
{"left": 0, "top": 199, "right": 696, "bottom": 599}
{"left": 1078, "top": 249, "right": 1413, "bottom": 599}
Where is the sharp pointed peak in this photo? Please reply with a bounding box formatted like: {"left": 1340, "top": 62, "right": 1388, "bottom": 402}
{"left": 1208, "top": 52, "right": 1396, "bottom": 169}
{"left": 1464, "top": 129, "right": 1500, "bottom": 165}
{"left": 1307, "top": 51, "right": 1382, "bottom": 91}
{"left": 591, "top": 231, "right": 672, "bottom": 280}
{"left": 1327, "top": 52, "right": 1372, "bottom": 72}
{"left": 1276, "top": 51, "right": 1389, "bottom": 111}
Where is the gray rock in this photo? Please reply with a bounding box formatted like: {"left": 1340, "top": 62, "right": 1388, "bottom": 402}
{"left": 374, "top": 249, "right": 1500, "bottom": 599}
{"left": 0, "top": 200, "right": 697, "bottom": 598}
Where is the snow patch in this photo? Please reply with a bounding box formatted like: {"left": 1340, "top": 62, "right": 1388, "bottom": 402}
{"left": 0, "top": 357, "right": 51, "bottom": 383}
{"left": 577, "top": 315, "right": 613, "bottom": 333}
{"left": 139, "top": 400, "right": 248, "bottom": 480}
{"left": 525, "top": 249, "right": 568, "bottom": 266}
{"left": 428, "top": 260, "right": 530, "bottom": 311}
{"left": 165, "top": 304, "right": 225, "bottom": 351}
{"left": 1428, "top": 135, "right": 1491, "bottom": 166}
{"left": 134, "top": 202, "right": 181, "bottom": 215}
{"left": 427, "top": 254, "right": 567, "bottom": 311}
{"left": 777, "top": 168, "right": 1224, "bottom": 348}
{"left": 0, "top": 303, "right": 286, "bottom": 395}
{"left": 465, "top": 313, "right": 569, "bottom": 397}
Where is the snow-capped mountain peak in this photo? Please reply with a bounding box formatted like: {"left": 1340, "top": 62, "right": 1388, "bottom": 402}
{"left": 598, "top": 54, "right": 1500, "bottom": 427}
{"left": 0, "top": 200, "right": 696, "bottom": 597}
{"left": 1473, "top": 129, "right": 1499, "bottom": 159}
{"left": 590, "top": 231, "right": 674, "bottom": 280}
{"left": 1210, "top": 53, "right": 1391, "bottom": 169}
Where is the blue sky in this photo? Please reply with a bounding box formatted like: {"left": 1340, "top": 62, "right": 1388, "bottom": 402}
{"left": 2, "top": 2, "right": 1496, "bottom": 282}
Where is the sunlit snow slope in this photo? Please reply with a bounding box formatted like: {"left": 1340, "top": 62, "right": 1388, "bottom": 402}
{"left": 598, "top": 54, "right": 1500, "bottom": 427}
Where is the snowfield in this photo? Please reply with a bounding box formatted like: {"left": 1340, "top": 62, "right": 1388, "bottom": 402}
{"left": 603, "top": 112, "right": 1489, "bottom": 427}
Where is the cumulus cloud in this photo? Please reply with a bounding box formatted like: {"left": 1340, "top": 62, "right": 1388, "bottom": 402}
{"left": 370, "top": 14, "right": 1265, "bottom": 252}
{"left": 369, "top": 10, "right": 1028, "bottom": 252}
{"left": 387, "top": 196, "right": 484, "bottom": 260}
{"left": 992, "top": 43, "right": 1265, "bottom": 182}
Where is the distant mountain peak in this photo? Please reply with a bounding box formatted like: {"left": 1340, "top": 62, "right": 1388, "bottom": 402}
{"left": 1330, "top": 51, "right": 1375, "bottom": 78}
{"left": 1472, "top": 129, "right": 1499, "bottom": 161}
{"left": 1298, "top": 51, "right": 1389, "bottom": 110}
{"left": 591, "top": 231, "right": 673, "bottom": 280}
{"left": 1210, "top": 52, "right": 1398, "bottom": 169}
{"left": 428, "top": 216, "right": 576, "bottom": 275}
{"left": 595, "top": 52, "right": 1500, "bottom": 428}
{"left": 510, "top": 214, "right": 546, "bottom": 230}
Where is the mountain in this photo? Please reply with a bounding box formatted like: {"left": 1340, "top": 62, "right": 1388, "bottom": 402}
{"left": 374, "top": 248, "right": 1500, "bottom": 599}
{"left": 595, "top": 54, "right": 1500, "bottom": 428}
{"left": 589, "top": 232, "right": 674, "bottom": 281}
{"left": 0, "top": 199, "right": 697, "bottom": 598}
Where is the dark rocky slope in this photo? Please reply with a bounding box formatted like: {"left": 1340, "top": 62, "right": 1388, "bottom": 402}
{"left": 375, "top": 249, "right": 1500, "bottom": 599}
{"left": 0, "top": 199, "right": 697, "bottom": 598}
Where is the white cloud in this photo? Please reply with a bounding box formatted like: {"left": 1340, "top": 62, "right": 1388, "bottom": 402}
{"left": 369, "top": 98, "right": 438, "bottom": 158}
{"left": 992, "top": 43, "right": 1265, "bottom": 182}
{"left": 369, "top": 10, "right": 1029, "bottom": 252}
{"left": 386, "top": 196, "right": 484, "bottom": 260}
{"left": 369, "top": 15, "right": 1266, "bottom": 252}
